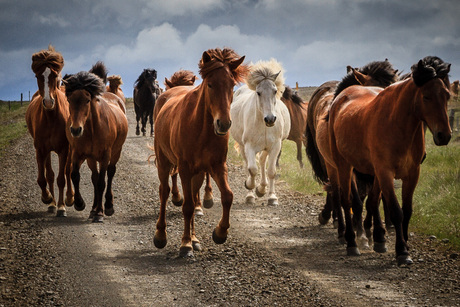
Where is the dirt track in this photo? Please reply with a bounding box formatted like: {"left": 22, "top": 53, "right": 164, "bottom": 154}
{"left": 0, "top": 105, "right": 459, "bottom": 306}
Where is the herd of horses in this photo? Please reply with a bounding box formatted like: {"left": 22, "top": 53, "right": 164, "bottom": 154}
{"left": 26, "top": 45, "right": 452, "bottom": 265}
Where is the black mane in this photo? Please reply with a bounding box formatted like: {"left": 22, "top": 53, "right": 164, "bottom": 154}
{"left": 411, "top": 56, "right": 450, "bottom": 87}
{"left": 134, "top": 69, "right": 157, "bottom": 89}
{"left": 89, "top": 61, "right": 108, "bottom": 84}
{"left": 334, "top": 60, "right": 399, "bottom": 98}
{"left": 282, "top": 86, "right": 304, "bottom": 107}
{"left": 64, "top": 71, "right": 106, "bottom": 98}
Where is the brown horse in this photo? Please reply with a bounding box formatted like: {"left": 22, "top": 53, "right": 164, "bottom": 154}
{"left": 153, "top": 48, "right": 247, "bottom": 257}
{"left": 306, "top": 60, "right": 399, "bottom": 246}
{"left": 64, "top": 71, "right": 128, "bottom": 222}
{"left": 25, "top": 45, "right": 74, "bottom": 217}
{"left": 154, "top": 69, "right": 214, "bottom": 214}
{"left": 319, "top": 56, "right": 451, "bottom": 265}
{"left": 280, "top": 86, "right": 308, "bottom": 168}
{"left": 107, "top": 75, "right": 126, "bottom": 103}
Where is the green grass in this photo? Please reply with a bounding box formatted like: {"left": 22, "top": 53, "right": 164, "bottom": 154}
{"left": 0, "top": 101, "right": 28, "bottom": 157}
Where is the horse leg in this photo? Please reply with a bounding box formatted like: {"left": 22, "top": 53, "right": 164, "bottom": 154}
{"left": 382, "top": 196, "right": 394, "bottom": 231}
{"left": 64, "top": 147, "right": 74, "bottom": 207}
{"left": 202, "top": 172, "right": 214, "bottom": 209}
{"left": 178, "top": 168, "right": 195, "bottom": 257}
{"left": 44, "top": 153, "right": 57, "bottom": 213}
{"left": 256, "top": 150, "right": 268, "bottom": 198}
{"left": 401, "top": 174, "right": 419, "bottom": 252}
{"left": 325, "top": 164, "right": 346, "bottom": 244}
{"left": 192, "top": 172, "right": 205, "bottom": 217}
{"left": 154, "top": 153, "right": 172, "bottom": 249}
{"left": 103, "top": 164, "right": 116, "bottom": 216}
{"left": 55, "top": 151, "right": 68, "bottom": 217}
{"left": 86, "top": 159, "right": 101, "bottom": 221}
{"left": 70, "top": 157, "right": 85, "bottom": 212}
{"left": 35, "top": 150, "right": 55, "bottom": 212}
{"left": 135, "top": 104, "right": 141, "bottom": 135}
{"left": 351, "top": 179, "right": 368, "bottom": 249}
{"left": 149, "top": 112, "right": 154, "bottom": 137}
{"left": 141, "top": 113, "right": 147, "bottom": 136}
{"left": 243, "top": 145, "right": 257, "bottom": 204}
{"left": 266, "top": 147, "right": 280, "bottom": 206}
{"left": 210, "top": 164, "right": 233, "bottom": 245}
{"left": 296, "top": 140, "right": 304, "bottom": 168}
{"left": 318, "top": 192, "right": 333, "bottom": 225}
{"left": 171, "top": 172, "right": 183, "bottom": 206}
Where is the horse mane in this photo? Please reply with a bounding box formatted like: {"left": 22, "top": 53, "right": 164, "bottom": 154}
{"left": 108, "top": 75, "right": 123, "bottom": 87}
{"left": 411, "top": 56, "right": 451, "bottom": 87}
{"left": 64, "top": 71, "right": 106, "bottom": 98}
{"left": 198, "top": 48, "right": 248, "bottom": 84}
{"left": 282, "top": 86, "right": 304, "bottom": 107}
{"left": 31, "top": 45, "right": 64, "bottom": 75}
{"left": 134, "top": 69, "right": 157, "bottom": 89}
{"left": 246, "top": 59, "right": 285, "bottom": 99}
{"left": 334, "top": 60, "right": 399, "bottom": 98}
{"left": 165, "top": 70, "right": 197, "bottom": 88}
{"left": 89, "top": 61, "right": 108, "bottom": 84}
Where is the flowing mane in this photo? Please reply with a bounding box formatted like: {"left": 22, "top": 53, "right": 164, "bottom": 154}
{"left": 411, "top": 56, "right": 450, "bottom": 87}
{"left": 334, "top": 60, "right": 399, "bottom": 98}
{"left": 134, "top": 69, "right": 157, "bottom": 89}
{"left": 199, "top": 48, "right": 248, "bottom": 84}
{"left": 65, "top": 71, "right": 106, "bottom": 98}
{"left": 165, "top": 70, "right": 197, "bottom": 88}
{"left": 246, "top": 59, "right": 285, "bottom": 99}
{"left": 31, "top": 45, "right": 64, "bottom": 75}
{"left": 89, "top": 61, "right": 108, "bottom": 84}
{"left": 282, "top": 86, "right": 304, "bottom": 107}
{"left": 108, "top": 75, "right": 123, "bottom": 87}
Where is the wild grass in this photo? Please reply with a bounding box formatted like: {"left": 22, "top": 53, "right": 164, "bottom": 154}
{"left": 0, "top": 101, "right": 28, "bottom": 157}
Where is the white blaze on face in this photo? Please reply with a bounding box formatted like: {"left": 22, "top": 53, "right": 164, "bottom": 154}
{"left": 43, "top": 67, "right": 51, "bottom": 101}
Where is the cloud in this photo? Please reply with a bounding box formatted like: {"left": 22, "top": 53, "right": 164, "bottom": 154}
{"left": 33, "top": 13, "right": 70, "bottom": 28}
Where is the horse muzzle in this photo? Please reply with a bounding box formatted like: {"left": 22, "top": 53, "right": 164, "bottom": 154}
{"left": 433, "top": 130, "right": 451, "bottom": 146}
{"left": 42, "top": 98, "right": 55, "bottom": 110}
{"left": 264, "top": 115, "right": 276, "bottom": 127}
{"left": 214, "top": 119, "right": 232, "bottom": 136}
{"left": 70, "top": 126, "right": 84, "bottom": 138}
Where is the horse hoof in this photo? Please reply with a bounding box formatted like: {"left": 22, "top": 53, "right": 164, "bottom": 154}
{"left": 65, "top": 196, "right": 74, "bottom": 207}
{"left": 47, "top": 204, "right": 56, "bottom": 213}
{"left": 179, "top": 246, "right": 194, "bottom": 258}
{"left": 267, "top": 198, "right": 278, "bottom": 206}
{"left": 318, "top": 214, "right": 329, "bottom": 225}
{"left": 212, "top": 229, "right": 227, "bottom": 244}
{"left": 172, "top": 198, "right": 183, "bottom": 207}
{"left": 142, "top": 132, "right": 146, "bottom": 136}
{"left": 135, "top": 130, "right": 140, "bottom": 136}
{"left": 92, "top": 215, "right": 104, "bottom": 223}
{"left": 244, "top": 180, "right": 254, "bottom": 191}
{"left": 347, "top": 247, "right": 361, "bottom": 256}
{"left": 397, "top": 255, "right": 413, "bottom": 266}
{"left": 192, "top": 241, "right": 202, "bottom": 252}
{"left": 203, "top": 198, "right": 214, "bottom": 209}
{"left": 105, "top": 207, "right": 115, "bottom": 216}
{"left": 153, "top": 235, "right": 167, "bottom": 249}
{"left": 338, "top": 236, "right": 347, "bottom": 245}
{"left": 195, "top": 207, "right": 204, "bottom": 216}
{"left": 255, "top": 186, "right": 265, "bottom": 197}
{"left": 245, "top": 195, "right": 255, "bottom": 205}
{"left": 56, "top": 209, "right": 67, "bottom": 217}
{"left": 74, "top": 198, "right": 86, "bottom": 211}
{"left": 42, "top": 193, "right": 54, "bottom": 205}
{"left": 333, "top": 220, "right": 339, "bottom": 229}
{"left": 373, "top": 242, "right": 388, "bottom": 253}
{"left": 358, "top": 236, "right": 370, "bottom": 249}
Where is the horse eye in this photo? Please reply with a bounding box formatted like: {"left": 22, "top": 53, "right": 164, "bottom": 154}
{"left": 257, "top": 92, "right": 261, "bottom": 96}
{"left": 208, "top": 83, "right": 213, "bottom": 89}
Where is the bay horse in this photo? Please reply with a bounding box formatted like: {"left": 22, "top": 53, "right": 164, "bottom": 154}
{"left": 107, "top": 75, "right": 126, "bottom": 103}
{"left": 133, "top": 69, "right": 161, "bottom": 136}
{"left": 306, "top": 60, "right": 399, "bottom": 247}
{"left": 25, "top": 45, "right": 74, "bottom": 217}
{"left": 64, "top": 71, "right": 128, "bottom": 222}
{"left": 280, "top": 86, "right": 308, "bottom": 168}
{"left": 320, "top": 56, "right": 451, "bottom": 265}
{"left": 153, "top": 48, "right": 247, "bottom": 257}
{"left": 154, "top": 70, "right": 214, "bottom": 215}
{"left": 231, "top": 59, "right": 291, "bottom": 206}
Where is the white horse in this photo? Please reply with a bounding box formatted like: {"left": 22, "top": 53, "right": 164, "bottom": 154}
{"left": 230, "top": 59, "right": 291, "bottom": 205}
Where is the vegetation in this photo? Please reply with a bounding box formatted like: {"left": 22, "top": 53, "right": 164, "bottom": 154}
{"left": 0, "top": 101, "right": 28, "bottom": 158}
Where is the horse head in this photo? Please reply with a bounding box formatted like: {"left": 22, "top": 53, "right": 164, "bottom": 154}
{"left": 199, "top": 48, "right": 247, "bottom": 135}
{"left": 412, "top": 56, "right": 452, "bottom": 146}
{"left": 247, "top": 59, "right": 285, "bottom": 127}
{"left": 64, "top": 71, "right": 106, "bottom": 138}
{"left": 31, "top": 45, "right": 64, "bottom": 110}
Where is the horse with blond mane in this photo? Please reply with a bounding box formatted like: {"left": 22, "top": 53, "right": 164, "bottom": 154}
{"left": 231, "top": 59, "right": 291, "bottom": 206}
{"left": 153, "top": 48, "right": 247, "bottom": 257}
{"left": 26, "top": 45, "right": 74, "bottom": 217}
{"left": 107, "top": 75, "right": 125, "bottom": 103}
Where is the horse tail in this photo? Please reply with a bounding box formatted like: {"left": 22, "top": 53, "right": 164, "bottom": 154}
{"left": 305, "top": 123, "right": 328, "bottom": 184}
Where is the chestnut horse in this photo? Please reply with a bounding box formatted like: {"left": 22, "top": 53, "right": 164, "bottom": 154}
{"left": 107, "top": 75, "right": 126, "bottom": 103}
{"left": 154, "top": 69, "right": 214, "bottom": 215}
{"left": 65, "top": 71, "right": 128, "bottom": 222}
{"left": 320, "top": 56, "right": 451, "bottom": 265}
{"left": 306, "top": 60, "right": 399, "bottom": 246}
{"left": 153, "top": 48, "right": 247, "bottom": 257}
{"left": 25, "top": 45, "right": 74, "bottom": 217}
{"left": 280, "top": 86, "right": 308, "bottom": 168}
{"left": 133, "top": 69, "right": 161, "bottom": 136}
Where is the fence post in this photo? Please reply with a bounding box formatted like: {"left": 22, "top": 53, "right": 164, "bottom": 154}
{"left": 21, "top": 93, "right": 23, "bottom": 106}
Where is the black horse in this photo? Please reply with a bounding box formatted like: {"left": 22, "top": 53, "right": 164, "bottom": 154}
{"left": 133, "top": 69, "right": 161, "bottom": 136}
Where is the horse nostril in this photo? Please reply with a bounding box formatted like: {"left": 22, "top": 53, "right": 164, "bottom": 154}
{"left": 70, "top": 127, "right": 82, "bottom": 136}
{"left": 216, "top": 119, "right": 221, "bottom": 128}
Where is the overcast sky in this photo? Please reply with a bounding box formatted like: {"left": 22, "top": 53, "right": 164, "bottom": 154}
{"left": 1, "top": 0, "right": 459, "bottom": 101}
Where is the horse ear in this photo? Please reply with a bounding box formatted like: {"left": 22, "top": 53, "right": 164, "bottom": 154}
{"left": 202, "top": 51, "right": 212, "bottom": 64}
{"left": 352, "top": 68, "right": 371, "bottom": 85}
{"left": 270, "top": 71, "right": 281, "bottom": 81}
{"left": 229, "top": 56, "right": 245, "bottom": 71}
{"left": 192, "top": 76, "right": 197, "bottom": 83}
{"left": 165, "top": 78, "right": 173, "bottom": 89}
{"left": 446, "top": 63, "right": 451, "bottom": 73}
{"left": 346, "top": 65, "right": 353, "bottom": 73}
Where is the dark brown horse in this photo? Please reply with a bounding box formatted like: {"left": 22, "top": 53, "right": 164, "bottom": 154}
{"left": 280, "top": 86, "right": 308, "bottom": 168}
{"left": 133, "top": 69, "right": 161, "bottom": 136}
{"left": 25, "top": 45, "right": 74, "bottom": 217}
{"left": 107, "top": 74, "right": 126, "bottom": 103}
{"left": 153, "top": 48, "right": 247, "bottom": 257}
{"left": 306, "top": 60, "right": 399, "bottom": 247}
{"left": 154, "top": 69, "right": 214, "bottom": 214}
{"left": 64, "top": 71, "right": 128, "bottom": 222}
{"left": 319, "top": 56, "right": 451, "bottom": 265}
